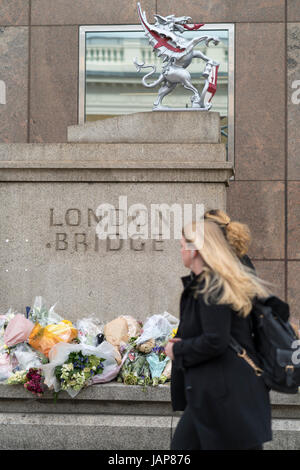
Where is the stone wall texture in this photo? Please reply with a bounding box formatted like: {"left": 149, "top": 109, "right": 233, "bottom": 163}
{"left": 0, "top": 0, "right": 299, "bottom": 319}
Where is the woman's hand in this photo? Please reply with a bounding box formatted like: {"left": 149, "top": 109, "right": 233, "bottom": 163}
{"left": 164, "top": 338, "right": 182, "bottom": 360}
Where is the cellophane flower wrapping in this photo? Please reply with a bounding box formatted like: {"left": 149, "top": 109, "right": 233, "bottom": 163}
{"left": 0, "top": 310, "right": 17, "bottom": 352}
{"left": 28, "top": 320, "right": 78, "bottom": 358}
{"left": 135, "top": 312, "right": 179, "bottom": 345}
{"left": 146, "top": 352, "right": 170, "bottom": 378}
{"left": 1, "top": 342, "right": 46, "bottom": 385}
{"left": 42, "top": 341, "right": 119, "bottom": 397}
{"left": 12, "top": 343, "right": 43, "bottom": 371}
{"left": 0, "top": 310, "right": 18, "bottom": 382}
{"left": 4, "top": 314, "right": 34, "bottom": 347}
{"left": 26, "top": 296, "right": 78, "bottom": 358}
{"left": 0, "top": 352, "right": 13, "bottom": 383}
{"left": 75, "top": 316, "right": 104, "bottom": 347}
{"left": 28, "top": 296, "right": 63, "bottom": 326}
{"left": 91, "top": 350, "right": 129, "bottom": 385}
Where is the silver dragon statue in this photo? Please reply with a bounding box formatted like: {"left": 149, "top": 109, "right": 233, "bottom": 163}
{"left": 134, "top": 2, "right": 220, "bottom": 111}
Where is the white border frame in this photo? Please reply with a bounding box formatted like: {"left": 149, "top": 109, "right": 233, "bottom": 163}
{"left": 79, "top": 24, "right": 235, "bottom": 165}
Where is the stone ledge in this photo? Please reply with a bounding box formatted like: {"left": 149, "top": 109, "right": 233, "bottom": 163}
{"left": 0, "top": 143, "right": 226, "bottom": 163}
{"left": 0, "top": 383, "right": 297, "bottom": 405}
{"left": 67, "top": 111, "right": 221, "bottom": 144}
{"left": 0, "top": 382, "right": 171, "bottom": 402}
{"left": 0, "top": 161, "right": 231, "bottom": 170}
{"left": 0, "top": 168, "right": 234, "bottom": 183}
{"left": 0, "top": 142, "right": 233, "bottom": 182}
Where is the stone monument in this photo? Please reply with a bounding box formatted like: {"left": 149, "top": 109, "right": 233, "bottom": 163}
{"left": 0, "top": 111, "right": 232, "bottom": 322}
{"left": 0, "top": 113, "right": 296, "bottom": 451}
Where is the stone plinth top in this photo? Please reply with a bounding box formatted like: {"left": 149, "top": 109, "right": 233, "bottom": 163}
{"left": 68, "top": 111, "right": 221, "bottom": 144}
{"left": 0, "top": 382, "right": 171, "bottom": 402}
{"left": 0, "top": 142, "right": 226, "bottom": 163}
{"left": 0, "top": 143, "right": 234, "bottom": 182}
{"left": 0, "top": 382, "right": 296, "bottom": 406}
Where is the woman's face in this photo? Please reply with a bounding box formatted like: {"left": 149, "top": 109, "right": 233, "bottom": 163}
{"left": 180, "top": 236, "right": 194, "bottom": 268}
{"left": 180, "top": 236, "right": 205, "bottom": 272}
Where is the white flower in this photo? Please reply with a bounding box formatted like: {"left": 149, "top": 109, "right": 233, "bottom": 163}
{"left": 6, "top": 370, "right": 27, "bottom": 385}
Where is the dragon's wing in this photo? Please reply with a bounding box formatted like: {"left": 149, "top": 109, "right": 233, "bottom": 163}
{"left": 137, "top": 3, "right": 187, "bottom": 61}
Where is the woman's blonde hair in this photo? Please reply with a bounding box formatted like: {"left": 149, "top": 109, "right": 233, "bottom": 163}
{"left": 204, "top": 209, "right": 251, "bottom": 257}
{"left": 183, "top": 220, "right": 274, "bottom": 318}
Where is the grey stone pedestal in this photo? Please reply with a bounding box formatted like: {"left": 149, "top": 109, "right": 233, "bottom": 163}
{"left": 0, "top": 111, "right": 233, "bottom": 321}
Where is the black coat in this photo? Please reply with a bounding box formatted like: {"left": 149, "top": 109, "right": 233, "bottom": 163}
{"left": 171, "top": 271, "right": 272, "bottom": 450}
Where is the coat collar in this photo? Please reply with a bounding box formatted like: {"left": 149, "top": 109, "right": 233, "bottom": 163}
{"left": 181, "top": 270, "right": 204, "bottom": 291}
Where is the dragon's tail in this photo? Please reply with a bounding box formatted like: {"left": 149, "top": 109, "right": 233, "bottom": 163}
{"left": 133, "top": 58, "right": 164, "bottom": 88}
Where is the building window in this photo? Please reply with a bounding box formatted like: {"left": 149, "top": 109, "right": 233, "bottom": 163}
{"left": 79, "top": 24, "right": 234, "bottom": 162}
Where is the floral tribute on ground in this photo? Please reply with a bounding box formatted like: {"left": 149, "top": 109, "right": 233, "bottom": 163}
{"left": 0, "top": 296, "right": 179, "bottom": 399}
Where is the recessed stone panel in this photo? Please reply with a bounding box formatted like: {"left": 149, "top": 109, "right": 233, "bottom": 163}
{"left": 0, "top": 181, "right": 226, "bottom": 321}
{"left": 0, "top": 0, "right": 29, "bottom": 26}
{"left": 288, "top": 1, "right": 300, "bottom": 21}
{"left": 227, "top": 180, "right": 285, "bottom": 259}
{"left": 29, "top": 26, "right": 78, "bottom": 143}
{"left": 0, "top": 27, "right": 28, "bottom": 143}
{"left": 288, "top": 23, "right": 300, "bottom": 180}
{"left": 235, "top": 23, "right": 285, "bottom": 180}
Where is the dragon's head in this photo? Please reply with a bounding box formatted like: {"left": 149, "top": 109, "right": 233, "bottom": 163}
{"left": 154, "top": 14, "right": 192, "bottom": 33}
{"left": 154, "top": 13, "right": 205, "bottom": 34}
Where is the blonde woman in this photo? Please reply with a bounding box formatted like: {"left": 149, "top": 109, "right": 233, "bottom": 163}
{"left": 164, "top": 220, "right": 274, "bottom": 450}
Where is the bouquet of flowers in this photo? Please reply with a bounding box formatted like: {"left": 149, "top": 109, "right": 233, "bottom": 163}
{"left": 0, "top": 302, "right": 179, "bottom": 396}
{"left": 117, "top": 313, "right": 179, "bottom": 388}
{"left": 118, "top": 352, "right": 151, "bottom": 387}
{"left": 42, "top": 341, "right": 119, "bottom": 398}
{"left": 7, "top": 368, "right": 45, "bottom": 397}
{"left": 117, "top": 337, "right": 170, "bottom": 388}
{"left": 54, "top": 350, "right": 106, "bottom": 394}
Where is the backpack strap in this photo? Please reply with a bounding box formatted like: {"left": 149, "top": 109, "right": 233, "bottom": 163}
{"left": 229, "top": 335, "right": 244, "bottom": 355}
{"left": 229, "top": 335, "right": 263, "bottom": 377}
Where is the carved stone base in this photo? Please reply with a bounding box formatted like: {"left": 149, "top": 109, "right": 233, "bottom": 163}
{"left": 0, "top": 384, "right": 297, "bottom": 449}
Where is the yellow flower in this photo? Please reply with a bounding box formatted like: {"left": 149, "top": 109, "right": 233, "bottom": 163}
{"left": 171, "top": 328, "right": 178, "bottom": 338}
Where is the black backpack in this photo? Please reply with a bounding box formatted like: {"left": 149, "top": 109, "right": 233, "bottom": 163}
{"left": 229, "top": 295, "right": 300, "bottom": 394}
